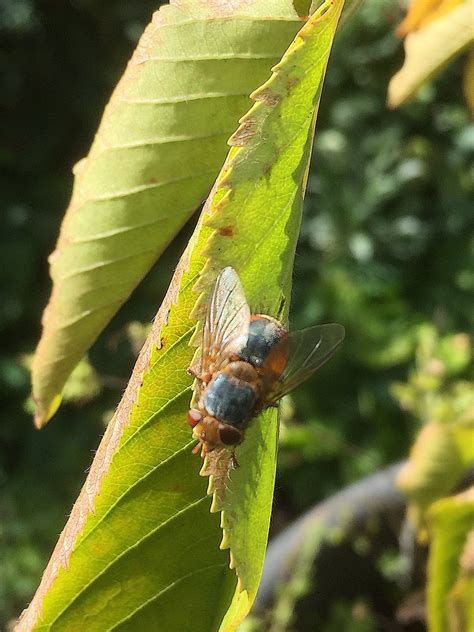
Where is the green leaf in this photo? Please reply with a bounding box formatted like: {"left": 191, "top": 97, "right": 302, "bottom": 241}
{"left": 452, "top": 422, "right": 474, "bottom": 465}
{"left": 448, "top": 530, "right": 474, "bottom": 632}
{"left": 31, "top": 0, "right": 308, "bottom": 427}
{"left": 19, "top": 2, "right": 344, "bottom": 630}
{"left": 396, "top": 423, "right": 466, "bottom": 519}
{"left": 387, "top": 0, "right": 473, "bottom": 109}
{"left": 427, "top": 487, "right": 474, "bottom": 632}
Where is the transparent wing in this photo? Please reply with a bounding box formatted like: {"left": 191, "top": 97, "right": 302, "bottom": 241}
{"left": 265, "top": 323, "right": 345, "bottom": 404}
{"left": 201, "top": 267, "right": 250, "bottom": 374}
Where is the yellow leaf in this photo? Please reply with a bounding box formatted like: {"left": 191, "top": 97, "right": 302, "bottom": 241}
{"left": 397, "top": 0, "right": 464, "bottom": 37}
{"left": 388, "top": 0, "right": 473, "bottom": 108}
{"left": 397, "top": 0, "right": 444, "bottom": 37}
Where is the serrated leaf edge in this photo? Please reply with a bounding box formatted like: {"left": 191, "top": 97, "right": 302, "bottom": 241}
{"left": 185, "top": 2, "right": 343, "bottom": 627}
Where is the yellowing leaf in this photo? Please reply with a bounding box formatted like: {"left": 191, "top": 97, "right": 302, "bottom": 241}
{"left": 397, "top": 0, "right": 464, "bottom": 37}
{"left": 388, "top": 0, "right": 473, "bottom": 108}
{"left": 18, "top": 2, "right": 344, "bottom": 630}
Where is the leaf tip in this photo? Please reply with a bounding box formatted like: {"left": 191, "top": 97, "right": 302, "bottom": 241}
{"left": 33, "top": 393, "right": 62, "bottom": 428}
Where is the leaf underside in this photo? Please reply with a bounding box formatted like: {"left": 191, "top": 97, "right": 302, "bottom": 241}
{"left": 19, "top": 1, "right": 344, "bottom": 630}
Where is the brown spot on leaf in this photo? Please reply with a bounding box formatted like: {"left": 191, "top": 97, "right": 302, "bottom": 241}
{"left": 218, "top": 225, "right": 235, "bottom": 237}
{"left": 286, "top": 76, "right": 300, "bottom": 94}
{"left": 229, "top": 119, "right": 257, "bottom": 147}
{"left": 168, "top": 483, "right": 184, "bottom": 494}
{"left": 255, "top": 88, "right": 281, "bottom": 108}
{"left": 146, "top": 177, "right": 158, "bottom": 185}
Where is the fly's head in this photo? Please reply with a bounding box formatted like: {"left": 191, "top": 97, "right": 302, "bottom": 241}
{"left": 187, "top": 408, "right": 242, "bottom": 457}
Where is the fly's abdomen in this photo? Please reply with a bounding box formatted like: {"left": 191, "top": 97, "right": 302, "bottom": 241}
{"left": 203, "top": 372, "right": 256, "bottom": 426}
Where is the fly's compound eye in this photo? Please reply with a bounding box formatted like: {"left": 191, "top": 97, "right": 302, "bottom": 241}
{"left": 218, "top": 424, "right": 242, "bottom": 446}
{"left": 187, "top": 409, "right": 202, "bottom": 428}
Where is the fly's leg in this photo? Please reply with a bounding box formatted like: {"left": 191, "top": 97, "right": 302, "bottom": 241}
{"left": 230, "top": 452, "right": 239, "bottom": 469}
{"left": 192, "top": 438, "right": 213, "bottom": 460}
{"left": 186, "top": 365, "right": 199, "bottom": 378}
{"left": 187, "top": 365, "right": 212, "bottom": 384}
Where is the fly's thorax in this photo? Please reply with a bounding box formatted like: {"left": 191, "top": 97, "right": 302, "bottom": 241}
{"left": 238, "top": 315, "right": 287, "bottom": 369}
{"left": 222, "top": 360, "right": 259, "bottom": 382}
{"left": 201, "top": 363, "right": 259, "bottom": 427}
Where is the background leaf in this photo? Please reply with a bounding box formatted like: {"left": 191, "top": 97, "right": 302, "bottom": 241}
{"left": 427, "top": 487, "right": 474, "bottom": 632}
{"left": 396, "top": 0, "right": 464, "bottom": 38}
{"left": 464, "top": 49, "right": 474, "bottom": 115}
{"left": 31, "top": 0, "right": 308, "bottom": 427}
{"left": 388, "top": 0, "right": 473, "bottom": 108}
{"left": 447, "top": 530, "right": 474, "bottom": 632}
{"left": 18, "top": 1, "right": 343, "bottom": 630}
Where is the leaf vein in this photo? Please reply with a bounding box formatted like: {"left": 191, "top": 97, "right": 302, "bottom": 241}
{"left": 76, "top": 169, "right": 219, "bottom": 203}
{"left": 107, "top": 563, "right": 228, "bottom": 631}
{"left": 49, "top": 495, "right": 210, "bottom": 627}
{"left": 121, "top": 92, "right": 250, "bottom": 105}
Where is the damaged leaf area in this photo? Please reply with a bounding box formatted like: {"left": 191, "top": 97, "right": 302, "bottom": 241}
{"left": 31, "top": 0, "right": 306, "bottom": 427}
{"left": 19, "top": 1, "right": 343, "bottom": 630}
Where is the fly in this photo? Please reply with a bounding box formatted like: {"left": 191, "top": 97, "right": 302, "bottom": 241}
{"left": 187, "top": 267, "right": 345, "bottom": 459}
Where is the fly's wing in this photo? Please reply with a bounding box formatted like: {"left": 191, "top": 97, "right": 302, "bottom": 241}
{"left": 264, "top": 323, "right": 345, "bottom": 404}
{"left": 200, "top": 267, "right": 250, "bottom": 375}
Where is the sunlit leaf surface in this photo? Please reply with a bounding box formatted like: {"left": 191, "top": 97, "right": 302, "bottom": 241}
{"left": 19, "top": 1, "right": 343, "bottom": 630}
{"left": 31, "top": 0, "right": 308, "bottom": 426}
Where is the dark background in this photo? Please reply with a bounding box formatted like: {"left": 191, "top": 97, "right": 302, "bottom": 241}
{"left": 1, "top": 0, "right": 473, "bottom": 628}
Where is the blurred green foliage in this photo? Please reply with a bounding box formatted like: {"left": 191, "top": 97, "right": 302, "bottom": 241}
{"left": 1, "top": 0, "right": 472, "bottom": 627}
{"left": 277, "top": 0, "right": 473, "bottom": 512}
{"left": 393, "top": 325, "right": 473, "bottom": 537}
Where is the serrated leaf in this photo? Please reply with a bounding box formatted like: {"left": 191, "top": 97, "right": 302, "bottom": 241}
{"left": 31, "top": 0, "right": 308, "bottom": 427}
{"left": 18, "top": 1, "right": 343, "bottom": 630}
{"left": 388, "top": 0, "right": 473, "bottom": 109}
{"left": 427, "top": 487, "right": 474, "bottom": 632}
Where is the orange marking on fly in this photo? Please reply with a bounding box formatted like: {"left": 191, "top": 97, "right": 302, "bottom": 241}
{"left": 187, "top": 267, "right": 345, "bottom": 460}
